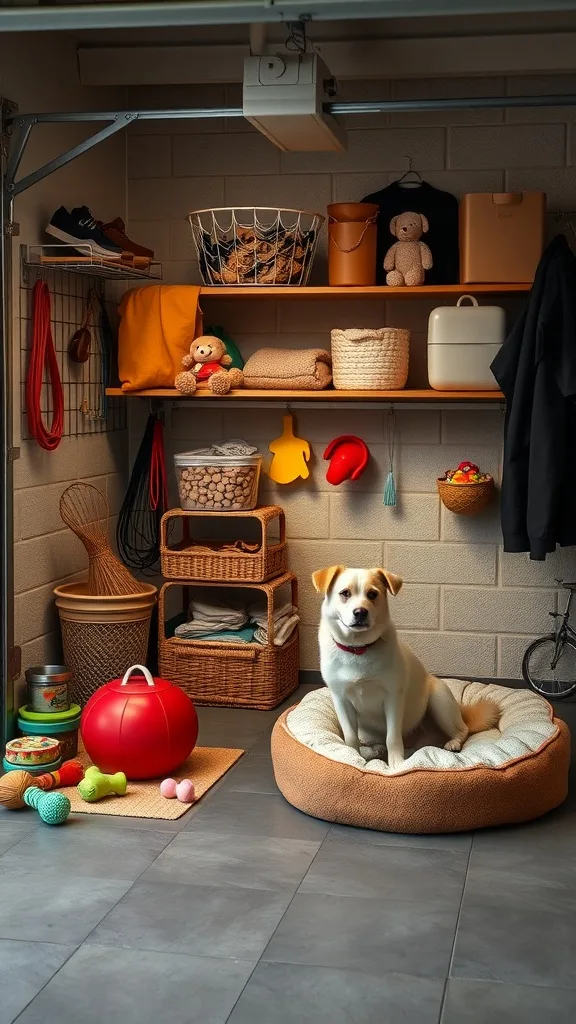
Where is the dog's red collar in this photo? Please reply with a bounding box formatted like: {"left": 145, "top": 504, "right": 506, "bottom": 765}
{"left": 333, "top": 639, "right": 377, "bottom": 656}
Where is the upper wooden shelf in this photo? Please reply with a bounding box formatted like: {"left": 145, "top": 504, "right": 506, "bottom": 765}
{"left": 106, "top": 388, "right": 504, "bottom": 402}
{"left": 198, "top": 284, "right": 531, "bottom": 298}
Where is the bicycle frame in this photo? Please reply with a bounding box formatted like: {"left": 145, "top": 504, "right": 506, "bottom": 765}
{"left": 551, "top": 588, "right": 576, "bottom": 667}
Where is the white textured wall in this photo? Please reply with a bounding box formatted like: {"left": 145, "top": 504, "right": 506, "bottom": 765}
{"left": 123, "top": 72, "right": 576, "bottom": 678}
{"left": 1, "top": 33, "right": 128, "bottom": 691}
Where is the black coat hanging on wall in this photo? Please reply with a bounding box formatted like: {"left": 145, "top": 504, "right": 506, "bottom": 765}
{"left": 491, "top": 234, "right": 576, "bottom": 561}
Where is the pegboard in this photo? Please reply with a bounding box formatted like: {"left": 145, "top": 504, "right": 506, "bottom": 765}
{"left": 19, "top": 264, "right": 126, "bottom": 440}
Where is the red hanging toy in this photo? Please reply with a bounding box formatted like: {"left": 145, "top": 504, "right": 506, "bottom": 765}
{"left": 323, "top": 435, "right": 370, "bottom": 485}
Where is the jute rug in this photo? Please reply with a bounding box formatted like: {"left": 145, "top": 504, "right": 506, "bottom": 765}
{"left": 61, "top": 748, "right": 244, "bottom": 820}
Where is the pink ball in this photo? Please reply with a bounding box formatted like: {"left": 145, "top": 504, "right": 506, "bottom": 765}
{"left": 176, "top": 779, "right": 195, "bottom": 804}
{"left": 160, "top": 778, "right": 177, "bottom": 798}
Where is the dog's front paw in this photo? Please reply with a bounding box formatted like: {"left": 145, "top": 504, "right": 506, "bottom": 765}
{"left": 444, "top": 737, "right": 463, "bottom": 752}
{"left": 360, "top": 744, "right": 387, "bottom": 761}
{"left": 387, "top": 753, "right": 405, "bottom": 771}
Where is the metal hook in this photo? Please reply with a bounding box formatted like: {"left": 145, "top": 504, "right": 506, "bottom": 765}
{"left": 404, "top": 155, "right": 412, "bottom": 172}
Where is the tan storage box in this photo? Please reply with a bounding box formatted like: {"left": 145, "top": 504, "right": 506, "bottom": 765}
{"left": 460, "top": 192, "right": 545, "bottom": 283}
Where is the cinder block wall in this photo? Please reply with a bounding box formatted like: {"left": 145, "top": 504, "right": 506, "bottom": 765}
{"left": 1, "top": 33, "right": 128, "bottom": 687}
{"left": 126, "top": 73, "right": 576, "bottom": 678}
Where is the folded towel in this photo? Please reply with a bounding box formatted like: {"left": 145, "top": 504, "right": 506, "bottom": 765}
{"left": 254, "top": 614, "right": 299, "bottom": 647}
{"left": 179, "top": 597, "right": 248, "bottom": 637}
{"left": 175, "top": 624, "right": 256, "bottom": 643}
{"left": 242, "top": 347, "right": 332, "bottom": 390}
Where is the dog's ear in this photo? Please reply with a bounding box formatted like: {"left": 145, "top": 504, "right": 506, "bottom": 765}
{"left": 374, "top": 568, "right": 403, "bottom": 596}
{"left": 312, "top": 565, "right": 345, "bottom": 595}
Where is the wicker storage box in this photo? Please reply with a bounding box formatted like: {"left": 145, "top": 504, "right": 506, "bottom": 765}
{"left": 158, "top": 575, "right": 299, "bottom": 710}
{"left": 331, "top": 327, "right": 410, "bottom": 390}
{"left": 161, "top": 506, "right": 287, "bottom": 583}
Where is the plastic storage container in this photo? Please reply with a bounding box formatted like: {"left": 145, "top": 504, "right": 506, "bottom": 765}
{"left": 18, "top": 703, "right": 82, "bottom": 761}
{"left": 460, "top": 191, "right": 545, "bottom": 283}
{"left": 175, "top": 444, "right": 262, "bottom": 511}
{"left": 428, "top": 295, "right": 505, "bottom": 391}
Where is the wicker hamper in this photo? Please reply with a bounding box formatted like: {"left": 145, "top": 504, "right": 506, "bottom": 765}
{"left": 161, "top": 506, "right": 287, "bottom": 584}
{"left": 331, "top": 327, "right": 410, "bottom": 390}
{"left": 54, "top": 582, "right": 157, "bottom": 707}
{"left": 158, "top": 575, "right": 299, "bottom": 710}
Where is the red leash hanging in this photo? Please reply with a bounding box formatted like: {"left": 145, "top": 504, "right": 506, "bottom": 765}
{"left": 26, "top": 280, "right": 64, "bottom": 451}
{"left": 149, "top": 416, "right": 168, "bottom": 512}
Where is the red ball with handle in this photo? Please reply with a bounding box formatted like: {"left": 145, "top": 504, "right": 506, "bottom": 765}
{"left": 81, "top": 665, "right": 198, "bottom": 780}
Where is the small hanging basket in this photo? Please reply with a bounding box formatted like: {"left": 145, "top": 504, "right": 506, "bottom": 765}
{"left": 437, "top": 476, "right": 495, "bottom": 515}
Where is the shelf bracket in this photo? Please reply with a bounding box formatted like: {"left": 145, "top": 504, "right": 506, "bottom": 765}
{"left": 4, "top": 112, "right": 137, "bottom": 197}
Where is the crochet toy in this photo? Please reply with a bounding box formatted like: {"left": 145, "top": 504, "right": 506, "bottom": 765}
{"left": 77, "top": 765, "right": 127, "bottom": 802}
{"left": 0, "top": 759, "right": 83, "bottom": 810}
{"left": 174, "top": 335, "right": 244, "bottom": 396}
{"left": 160, "top": 778, "right": 196, "bottom": 803}
{"left": 383, "top": 212, "right": 433, "bottom": 287}
{"left": 23, "top": 788, "right": 71, "bottom": 825}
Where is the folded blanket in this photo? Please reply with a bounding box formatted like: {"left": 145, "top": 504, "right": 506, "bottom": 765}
{"left": 248, "top": 600, "right": 299, "bottom": 646}
{"left": 242, "top": 348, "right": 332, "bottom": 390}
{"left": 175, "top": 624, "right": 256, "bottom": 643}
{"left": 179, "top": 598, "right": 248, "bottom": 637}
{"left": 254, "top": 615, "right": 299, "bottom": 647}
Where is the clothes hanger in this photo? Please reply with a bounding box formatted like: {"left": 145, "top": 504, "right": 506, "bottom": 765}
{"left": 396, "top": 155, "right": 423, "bottom": 189}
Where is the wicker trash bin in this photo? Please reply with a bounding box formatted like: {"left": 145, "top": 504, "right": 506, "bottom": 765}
{"left": 54, "top": 581, "right": 157, "bottom": 707}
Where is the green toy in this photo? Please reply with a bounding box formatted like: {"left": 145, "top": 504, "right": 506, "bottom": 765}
{"left": 77, "top": 765, "right": 127, "bottom": 803}
{"left": 23, "top": 787, "right": 71, "bottom": 825}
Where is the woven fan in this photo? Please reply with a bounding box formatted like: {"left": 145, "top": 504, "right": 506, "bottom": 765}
{"left": 60, "top": 483, "right": 148, "bottom": 596}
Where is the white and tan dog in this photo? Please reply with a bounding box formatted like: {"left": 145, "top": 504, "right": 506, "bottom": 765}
{"left": 313, "top": 565, "right": 499, "bottom": 769}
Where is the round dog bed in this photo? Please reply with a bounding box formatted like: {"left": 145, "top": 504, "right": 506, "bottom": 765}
{"left": 271, "top": 680, "right": 570, "bottom": 833}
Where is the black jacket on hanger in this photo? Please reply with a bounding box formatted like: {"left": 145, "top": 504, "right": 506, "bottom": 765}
{"left": 491, "top": 234, "right": 576, "bottom": 560}
{"left": 362, "top": 179, "right": 459, "bottom": 284}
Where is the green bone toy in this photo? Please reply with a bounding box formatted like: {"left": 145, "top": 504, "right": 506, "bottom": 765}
{"left": 77, "top": 765, "right": 127, "bottom": 803}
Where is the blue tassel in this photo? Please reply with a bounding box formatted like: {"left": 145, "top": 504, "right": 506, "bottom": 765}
{"left": 384, "top": 469, "right": 397, "bottom": 507}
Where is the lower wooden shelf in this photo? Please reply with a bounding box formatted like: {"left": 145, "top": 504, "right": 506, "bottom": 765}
{"left": 106, "top": 387, "right": 504, "bottom": 402}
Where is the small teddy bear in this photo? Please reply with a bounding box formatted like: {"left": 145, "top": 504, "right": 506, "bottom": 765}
{"left": 383, "top": 212, "right": 433, "bottom": 287}
{"left": 174, "top": 335, "right": 244, "bottom": 396}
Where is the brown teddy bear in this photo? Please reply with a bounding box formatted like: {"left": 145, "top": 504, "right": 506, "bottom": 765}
{"left": 174, "top": 335, "right": 244, "bottom": 395}
{"left": 383, "top": 212, "right": 433, "bottom": 287}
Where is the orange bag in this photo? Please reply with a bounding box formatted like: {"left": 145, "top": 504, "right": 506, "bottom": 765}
{"left": 118, "top": 285, "right": 203, "bottom": 391}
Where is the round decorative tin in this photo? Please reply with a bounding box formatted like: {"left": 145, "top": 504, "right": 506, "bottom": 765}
{"left": 18, "top": 710, "right": 81, "bottom": 762}
{"left": 5, "top": 736, "right": 61, "bottom": 766}
{"left": 2, "top": 755, "right": 62, "bottom": 775}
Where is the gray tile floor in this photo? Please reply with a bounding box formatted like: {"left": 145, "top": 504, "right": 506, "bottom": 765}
{"left": 1, "top": 682, "right": 576, "bottom": 1024}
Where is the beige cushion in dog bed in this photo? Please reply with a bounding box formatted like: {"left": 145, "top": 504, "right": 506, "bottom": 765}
{"left": 271, "top": 680, "right": 570, "bottom": 833}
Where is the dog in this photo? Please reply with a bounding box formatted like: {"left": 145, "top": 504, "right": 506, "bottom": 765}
{"left": 312, "top": 565, "right": 499, "bottom": 769}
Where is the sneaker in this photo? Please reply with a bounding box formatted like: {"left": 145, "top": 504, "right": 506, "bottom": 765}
{"left": 46, "top": 206, "right": 123, "bottom": 259}
{"left": 99, "top": 217, "right": 154, "bottom": 259}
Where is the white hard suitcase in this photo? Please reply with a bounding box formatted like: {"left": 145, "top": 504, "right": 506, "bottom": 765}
{"left": 427, "top": 295, "right": 505, "bottom": 391}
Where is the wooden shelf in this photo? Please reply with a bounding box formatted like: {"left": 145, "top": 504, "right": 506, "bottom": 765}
{"left": 106, "top": 388, "right": 504, "bottom": 402}
{"left": 199, "top": 284, "right": 531, "bottom": 298}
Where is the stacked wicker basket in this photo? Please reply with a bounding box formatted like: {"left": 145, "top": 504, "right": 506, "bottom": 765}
{"left": 158, "top": 506, "right": 299, "bottom": 709}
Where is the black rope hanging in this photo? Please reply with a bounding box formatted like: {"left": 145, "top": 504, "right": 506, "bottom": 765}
{"left": 117, "top": 412, "right": 167, "bottom": 574}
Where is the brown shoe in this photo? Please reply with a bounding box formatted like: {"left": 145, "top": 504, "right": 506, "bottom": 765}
{"left": 99, "top": 217, "right": 154, "bottom": 259}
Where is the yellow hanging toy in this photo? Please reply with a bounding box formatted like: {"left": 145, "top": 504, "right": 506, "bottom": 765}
{"left": 268, "top": 413, "right": 310, "bottom": 484}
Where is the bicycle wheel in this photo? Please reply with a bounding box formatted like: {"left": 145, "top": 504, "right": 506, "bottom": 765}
{"left": 522, "top": 634, "right": 576, "bottom": 699}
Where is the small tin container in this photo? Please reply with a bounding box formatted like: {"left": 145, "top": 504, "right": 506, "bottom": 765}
{"left": 25, "top": 665, "right": 71, "bottom": 714}
{"left": 5, "top": 736, "right": 61, "bottom": 766}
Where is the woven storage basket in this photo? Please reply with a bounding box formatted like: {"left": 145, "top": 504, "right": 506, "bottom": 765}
{"left": 331, "top": 327, "right": 410, "bottom": 390}
{"left": 158, "top": 575, "right": 299, "bottom": 710}
{"left": 54, "top": 582, "right": 157, "bottom": 707}
{"left": 437, "top": 477, "right": 495, "bottom": 515}
{"left": 161, "top": 506, "right": 287, "bottom": 584}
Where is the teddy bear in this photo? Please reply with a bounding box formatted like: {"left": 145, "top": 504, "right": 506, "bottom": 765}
{"left": 383, "top": 212, "right": 433, "bottom": 287}
{"left": 174, "top": 335, "right": 244, "bottom": 395}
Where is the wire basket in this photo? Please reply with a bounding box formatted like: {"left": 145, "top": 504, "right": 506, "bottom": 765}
{"left": 188, "top": 207, "right": 324, "bottom": 286}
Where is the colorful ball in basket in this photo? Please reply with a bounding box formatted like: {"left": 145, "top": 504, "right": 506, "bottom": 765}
{"left": 80, "top": 665, "right": 198, "bottom": 780}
